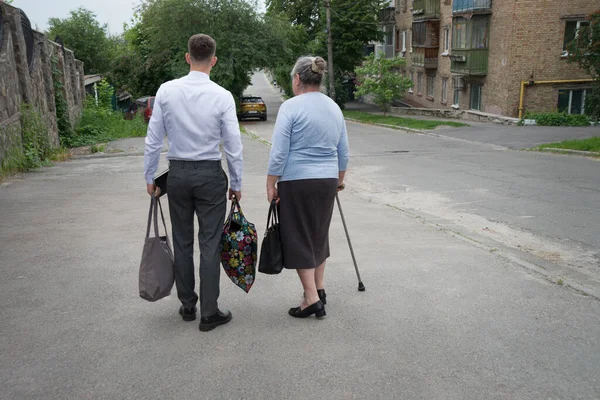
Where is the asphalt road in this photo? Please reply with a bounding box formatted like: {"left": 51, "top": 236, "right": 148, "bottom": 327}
{"left": 243, "top": 72, "right": 600, "bottom": 295}
{"left": 1, "top": 73, "right": 600, "bottom": 399}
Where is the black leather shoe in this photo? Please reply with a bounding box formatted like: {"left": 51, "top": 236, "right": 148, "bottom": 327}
{"left": 289, "top": 301, "right": 326, "bottom": 319}
{"left": 199, "top": 309, "right": 232, "bottom": 332}
{"left": 317, "top": 289, "right": 327, "bottom": 305}
{"left": 303, "top": 290, "right": 327, "bottom": 305}
{"left": 179, "top": 306, "right": 197, "bottom": 322}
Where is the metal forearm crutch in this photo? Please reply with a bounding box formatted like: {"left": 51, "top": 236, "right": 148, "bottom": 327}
{"left": 335, "top": 194, "right": 365, "bottom": 292}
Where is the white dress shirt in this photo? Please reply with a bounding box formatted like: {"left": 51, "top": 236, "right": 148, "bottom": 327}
{"left": 144, "top": 71, "right": 243, "bottom": 191}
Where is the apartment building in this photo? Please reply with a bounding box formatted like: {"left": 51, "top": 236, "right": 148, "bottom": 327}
{"left": 387, "top": 0, "right": 596, "bottom": 118}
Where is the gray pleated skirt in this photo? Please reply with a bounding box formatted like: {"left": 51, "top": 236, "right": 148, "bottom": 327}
{"left": 278, "top": 178, "right": 338, "bottom": 269}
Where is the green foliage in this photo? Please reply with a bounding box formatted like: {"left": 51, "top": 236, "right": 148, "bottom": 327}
{"left": 567, "top": 11, "right": 600, "bottom": 119}
{"left": 109, "top": 0, "right": 281, "bottom": 100}
{"left": 47, "top": 7, "right": 111, "bottom": 74}
{"left": 95, "top": 79, "right": 114, "bottom": 110}
{"left": 267, "top": 0, "right": 385, "bottom": 107}
{"left": 354, "top": 54, "right": 413, "bottom": 115}
{"left": 51, "top": 55, "right": 74, "bottom": 144}
{"left": 523, "top": 111, "right": 591, "bottom": 127}
{"left": 584, "top": 83, "right": 600, "bottom": 120}
{"left": 4, "top": 104, "right": 54, "bottom": 173}
{"left": 66, "top": 102, "right": 147, "bottom": 148}
{"left": 343, "top": 110, "right": 469, "bottom": 130}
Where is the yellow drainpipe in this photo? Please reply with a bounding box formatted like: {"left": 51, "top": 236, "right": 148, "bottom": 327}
{"left": 518, "top": 79, "right": 595, "bottom": 120}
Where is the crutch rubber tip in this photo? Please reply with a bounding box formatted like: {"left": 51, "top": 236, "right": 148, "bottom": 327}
{"left": 358, "top": 282, "right": 366, "bottom": 292}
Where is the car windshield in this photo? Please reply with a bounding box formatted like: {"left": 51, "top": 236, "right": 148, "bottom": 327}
{"left": 242, "top": 97, "right": 263, "bottom": 104}
{"left": 150, "top": 98, "right": 155, "bottom": 108}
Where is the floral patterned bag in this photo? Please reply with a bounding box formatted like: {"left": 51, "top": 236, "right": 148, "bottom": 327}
{"left": 220, "top": 198, "right": 257, "bottom": 293}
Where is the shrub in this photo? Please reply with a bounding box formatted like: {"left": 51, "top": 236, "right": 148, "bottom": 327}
{"left": 523, "top": 112, "right": 590, "bottom": 127}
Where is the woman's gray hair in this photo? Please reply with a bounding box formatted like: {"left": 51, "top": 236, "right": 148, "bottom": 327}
{"left": 291, "top": 56, "right": 327, "bottom": 86}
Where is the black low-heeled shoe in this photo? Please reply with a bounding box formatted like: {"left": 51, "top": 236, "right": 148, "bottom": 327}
{"left": 289, "top": 300, "right": 326, "bottom": 319}
{"left": 317, "top": 289, "right": 327, "bottom": 305}
{"left": 303, "top": 290, "right": 327, "bottom": 305}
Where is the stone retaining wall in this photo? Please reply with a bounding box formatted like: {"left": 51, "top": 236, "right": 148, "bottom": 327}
{"left": 0, "top": 3, "right": 84, "bottom": 169}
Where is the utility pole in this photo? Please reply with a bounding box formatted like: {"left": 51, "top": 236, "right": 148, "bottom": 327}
{"left": 325, "top": 0, "right": 335, "bottom": 99}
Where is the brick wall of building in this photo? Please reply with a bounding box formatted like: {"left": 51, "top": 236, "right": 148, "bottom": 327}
{"left": 500, "top": 0, "right": 596, "bottom": 117}
{"left": 392, "top": 0, "right": 595, "bottom": 118}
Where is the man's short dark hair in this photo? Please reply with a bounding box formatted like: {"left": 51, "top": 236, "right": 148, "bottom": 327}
{"left": 188, "top": 34, "right": 216, "bottom": 64}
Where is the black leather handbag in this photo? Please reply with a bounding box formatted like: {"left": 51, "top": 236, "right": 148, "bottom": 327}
{"left": 258, "top": 200, "right": 284, "bottom": 275}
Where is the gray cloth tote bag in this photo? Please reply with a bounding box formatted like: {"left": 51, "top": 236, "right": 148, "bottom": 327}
{"left": 139, "top": 195, "right": 175, "bottom": 302}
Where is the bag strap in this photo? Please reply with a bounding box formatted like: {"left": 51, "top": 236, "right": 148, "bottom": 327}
{"left": 156, "top": 196, "right": 168, "bottom": 237}
{"left": 266, "top": 200, "right": 278, "bottom": 229}
{"left": 145, "top": 196, "right": 154, "bottom": 238}
{"left": 147, "top": 195, "right": 169, "bottom": 238}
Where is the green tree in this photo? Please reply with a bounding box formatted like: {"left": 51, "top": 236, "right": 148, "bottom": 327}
{"left": 567, "top": 10, "right": 600, "bottom": 120}
{"left": 110, "top": 0, "right": 280, "bottom": 100}
{"left": 268, "top": 0, "right": 385, "bottom": 106}
{"left": 47, "top": 8, "right": 111, "bottom": 74}
{"left": 354, "top": 54, "right": 412, "bottom": 115}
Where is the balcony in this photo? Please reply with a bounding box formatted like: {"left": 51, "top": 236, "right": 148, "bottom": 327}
{"left": 453, "top": 0, "right": 492, "bottom": 14}
{"left": 412, "top": 0, "right": 440, "bottom": 20}
{"left": 450, "top": 49, "right": 488, "bottom": 75}
{"left": 412, "top": 47, "right": 438, "bottom": 69}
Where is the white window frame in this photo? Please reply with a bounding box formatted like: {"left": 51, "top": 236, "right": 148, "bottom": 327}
{"left": 442, "top": 77, "right": 448, "bottom": 103}
{"left": 402, "top": 30, "right": 407, "bottom": 53}
{"left": 562, "top": 20, "right": 589, "bottom": 57}
{"left": 453, "top": 88, "right": 460, "bottom": 108}
{"left": 470, "top": 83, "right": 483, "bottom": 111}
{"left": 442, "top": 27, "right": 450, "bottom": 56}
{"left": 564, "top": 89, "right": 588, "bottom": 114}
{"left": 427, "top": 75, "right": 435, "bottom": 98}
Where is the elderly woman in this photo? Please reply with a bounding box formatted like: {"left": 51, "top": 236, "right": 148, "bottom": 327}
{"left": 266, "top": 56, "right": 350, "bottom": 319}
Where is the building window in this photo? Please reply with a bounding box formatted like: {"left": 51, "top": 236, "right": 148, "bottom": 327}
{"left": 427, "top": 75, "right": 435, "bottom": 98}
{"left": 558, "top": 89, "right": 590, "bottom": 114}
{"left": 413, "top": 22, "right": 426, "bottom": 47}
{"left": 442, "top": 77, "right": 448, "bottom": 103}
{"left": 454, "top": 88, "right": 460, "bottom": 106}
{"left": 470, "top": 83, "right": 482, "bottom": 110}
{"left": 443, "top": 27, "right": 450, "bottom": 55}
{"left": 453, "top": 18, "right": 468, "bottom": 49}
{"left": 471, "top": 19, "right": 489, "bottom": 49}
{"left": 402, "top": 30, "right": 407, "bottom": 53}
{"left": 417, "top": 72, "right": 423, "bottom": 95}
{"left": 408, "top": 71, "right": 414, "bottom": 93}
{"left": 563, "top": 20, "right": 590, "bottom": 52}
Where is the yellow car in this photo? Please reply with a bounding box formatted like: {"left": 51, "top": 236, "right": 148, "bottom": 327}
{"left": 238, "top": 96, "right": 267, "bottom": 121}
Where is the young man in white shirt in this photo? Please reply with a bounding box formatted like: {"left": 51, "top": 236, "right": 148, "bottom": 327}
{"left": 144, "top": 34, "right": 243, "bottom": 332}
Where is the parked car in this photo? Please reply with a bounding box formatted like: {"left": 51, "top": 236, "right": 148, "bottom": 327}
{"left": 238, "top": 96, "right": 267, "bottom": 121}
{"left": 135, "top": 96, "right": 156, "bottom": 123}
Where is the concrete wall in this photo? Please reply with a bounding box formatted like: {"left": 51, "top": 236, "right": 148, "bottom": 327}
{"left": 0, "top": 3, "right": 84, "bottom": 168}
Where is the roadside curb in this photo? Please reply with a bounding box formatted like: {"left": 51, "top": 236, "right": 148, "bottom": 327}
{"left": 71, "top": 150, "right": 168, "bottom": 160}
{"left": 539, "top": 147, "right": 600, "bottom": 157}
{"left": 343, "top": 117, "right": 425, "bottom": 135}
{"left": 344, "top": 117, "right": 510, "bottom": 151}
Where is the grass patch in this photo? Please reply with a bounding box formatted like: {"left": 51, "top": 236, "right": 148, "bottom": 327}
{"left": 343, "top": 110, "right": 469, "bottom": 130}
{"left": 63, "top": 106, "right": 147, "bottom": 148}
{"left": 536, "top": 137, "right": 600, "bottom": 153}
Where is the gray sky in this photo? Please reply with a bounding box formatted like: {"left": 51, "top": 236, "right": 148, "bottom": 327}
{"left": 12, "top": 0, "right": 266, "bottom": 35}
